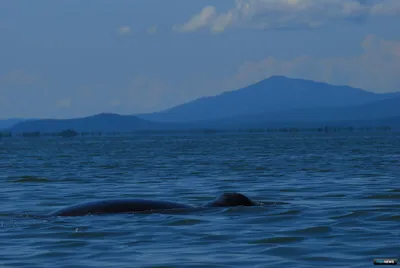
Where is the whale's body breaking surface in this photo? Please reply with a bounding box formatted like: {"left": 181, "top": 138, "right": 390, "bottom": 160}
{"left": 48, "top": 199, "right": 194, "bottom": 217}
{"left": 49, "top": 193, "right": 262, "bottom": 217}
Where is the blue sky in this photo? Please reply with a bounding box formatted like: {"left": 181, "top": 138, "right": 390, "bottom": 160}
{"left": 0, "top": 0, "right": 399, "bottom": 119}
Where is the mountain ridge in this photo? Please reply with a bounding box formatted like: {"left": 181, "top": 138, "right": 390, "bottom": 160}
{"left": 7, "top": 113, "right": 187, "bottom": 133}
{"left": 3, "top": 76, "right": 400, "bottom": 133}
{"left": 190, "top": 96, "right": 400, "bottom": 129}
{"left": 136, "top": 75, "right": 400, "bottom": 123}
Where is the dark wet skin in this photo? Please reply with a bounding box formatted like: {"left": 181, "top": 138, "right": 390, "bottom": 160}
{"left": 48, "top": 192, "right": 264, "bottom": 217}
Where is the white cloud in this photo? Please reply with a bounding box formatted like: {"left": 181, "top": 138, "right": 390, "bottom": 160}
{"left": 221, "top": 34, "right": 400, "bottom": 93}
{"left": 117, "top": 25, "right": 131, "bottom": 35}
{"left": 173, "top": 6, "right": 217, "bottom": 33}
{"left": 175, "top": 0, "right": 400, "bottom": 33}
{"left": 147, "top": 25, "right": 158, "bottom": 35}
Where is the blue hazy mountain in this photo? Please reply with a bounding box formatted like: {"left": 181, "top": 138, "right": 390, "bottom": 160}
{"left": 6, "top": 102, "right": 400, "bottom": 134}
{"left": 267, "top": 96, "right": 400, "bottom": 122}
{"left": 8, "top": 97, "right": 399, "bottom": 134}
{"left": 137, "top": 76, "right": 400, "bottom": 123}
{"left": 204, "top": 96, "right": 400, "bottom": 127}
{"left": 0, "top": 118, "right": 28, "bottom": 130}
{"left": 4, "top": 77, "right": 400, "bottom": 133}
{"left": 8, "top": 113, "right": 185, "bottom": 133}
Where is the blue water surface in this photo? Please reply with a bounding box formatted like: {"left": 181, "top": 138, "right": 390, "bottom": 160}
{"left": 0, "top": 133, "right": 399, "bottom": 267}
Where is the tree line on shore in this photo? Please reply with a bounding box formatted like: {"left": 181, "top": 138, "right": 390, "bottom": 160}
{"left": 0, "top": 125, "right": 394, "bottom": 138}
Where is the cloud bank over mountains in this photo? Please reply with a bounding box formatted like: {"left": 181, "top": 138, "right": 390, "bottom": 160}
{"left": 224, "top": 34, "right": 400, "bottom": 93}
{"left": 0, "top": 1, "right": 398, "bottom": 118}
{"left": 174, "top": 0, "right": 400, "bottom": 33}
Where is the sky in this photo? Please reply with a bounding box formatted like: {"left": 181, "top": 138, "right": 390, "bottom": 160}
{"left": 0, "top": 0, "right": 400, "bottom": 119}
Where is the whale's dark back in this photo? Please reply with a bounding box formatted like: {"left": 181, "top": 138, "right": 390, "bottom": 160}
{"left": 203, "top": 192, "right": 260, "bottom": 208}
{"left": 49, "top": 199, "right": 194, "bottom": 217}
{"left": 48, "top": 192, "right": 261, "bottom": 217}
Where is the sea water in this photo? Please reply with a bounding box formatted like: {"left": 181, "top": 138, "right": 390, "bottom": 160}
{"left": 0, "top": 133, "right": 399, "bottom": 267}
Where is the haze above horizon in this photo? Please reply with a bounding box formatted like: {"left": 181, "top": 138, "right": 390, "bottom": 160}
{"left": 1, "top": 0, "right": 400, "bottom": 119}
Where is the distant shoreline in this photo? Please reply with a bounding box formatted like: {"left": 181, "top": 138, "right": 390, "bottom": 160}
{"left": 1, "top": 125, "right": 396, "bottom": 139}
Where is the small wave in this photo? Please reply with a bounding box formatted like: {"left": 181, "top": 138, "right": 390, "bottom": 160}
{"left": 166, "top": 218, "right": 206, "bottom": 226}
{"left": 250, "top": 236, "right": 305, "bottom": 244}
{"left": 289, "top": 226, "right": 332, "bottom": 235}
{"left": 262, "top": 245, "right": 308, "bottom": 257}
{"left": 189, "top": 171, "right": 204, "bottom": 175}
{"left": 9, "top": 176, "right": 51, "bottom": 183}
{"left": 300, "top": 256, "right": 344, "bottom": 263}
{"left": 270, "top": 209, "right": 301, "bottom": 216}
{"left": 368, "top": 213, "right": 400, "bottom": 221}
{"left": 141, "top": 266, "right": 175, "bottom": 268}
{"left": 199, "top": 234, "right": 231, "bottom": 242}
{"left": 255, "top": 166, "right": 268, "bottom": 171}
{"left": 57, "top": 154, "right": 73, "bottom": 158}
{"left": 100, "top": 164, "right": 120, "bottom": 169}
{"left": 70, "top": 230, "right": 129, "bottom": 238}
{"left": 300, "top": 168, "right": 335, "bottom": 172}
{"left": 362, "top": 194, "right": 400, "bottom": 200}
{"left": 46, "top": 239, "right": 89, "bottom": 248}
{"left": 330, "top": 211, "right": 369, "bottom": 220}
{"left": 319, "top": 193, "right": 346, "bottom": 198}
{"left": 279, "top": 188, "right": 298, "bottom": 192}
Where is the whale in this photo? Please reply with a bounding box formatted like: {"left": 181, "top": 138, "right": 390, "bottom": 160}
{"left": 48, "top": 192, "right": 263, "bottom": 217}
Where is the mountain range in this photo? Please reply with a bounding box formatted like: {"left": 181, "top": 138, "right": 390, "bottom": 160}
{"left": 194, "top": 95, "right": 400, "bottom": 128}
{"left": 6, "top": 113, "right": 185, "bottom": 133}
{"left": 0, "top": 118, "right": 28, "bottom": 130}
{"left": 2, "top": 76, "right": 400, "bottom": 133}
{"left": 136, "top": 75, "right": 400, "bottom": 123}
